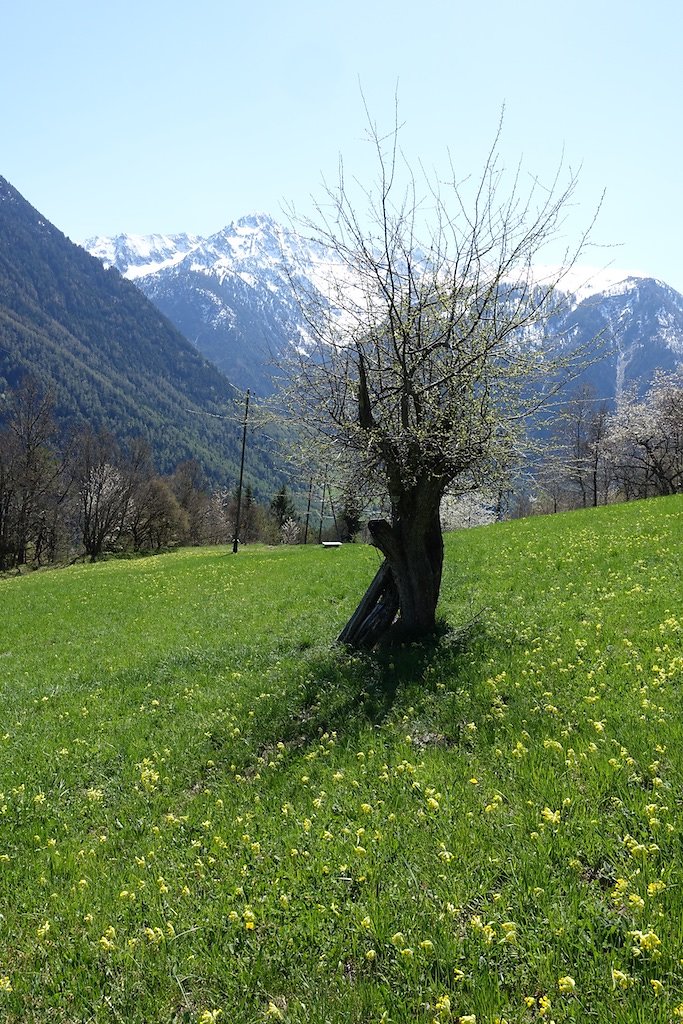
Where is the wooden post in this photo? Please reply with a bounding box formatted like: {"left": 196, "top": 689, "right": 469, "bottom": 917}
{"left": 337, "top": 561, "right": 399, "bottom": 648}
{"left": 303, "top": 476, "right": 313, "bottom": 545}
{"left": 232, "top": 389, "right": 250, "bottom": 554}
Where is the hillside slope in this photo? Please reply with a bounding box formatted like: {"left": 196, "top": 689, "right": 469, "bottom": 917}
{"left": 1, "top": 496, "right": 682, "bottom": 1022}
{"left": 0, "top": 177, "right": 276, "bottom": 489}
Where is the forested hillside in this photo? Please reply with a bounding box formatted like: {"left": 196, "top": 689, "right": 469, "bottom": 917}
{"left": 0, "top": 176, "right": 277, "bottom": 489}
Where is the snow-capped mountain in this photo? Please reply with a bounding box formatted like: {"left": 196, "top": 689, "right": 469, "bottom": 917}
{"left": 85, "top": 231, "right": 201, "bottom": 279}
{"left": 548, "top": 274, "right": 683, "bottom": 401}
{"left": 83, "top": 216, "right": 683, "bottom": 401}
{"left": 84, "top": 214, "right": 336, "bottom": 393}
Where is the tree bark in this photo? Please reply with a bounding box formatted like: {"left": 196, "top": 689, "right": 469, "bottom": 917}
{"left": 337, "top": 561, "right": 399, "bottom": 648}
{"left": 369, "top": 505, "right": 443, "bottom": 637}
{"left": 339, "top": 485, "right": 444, "bottom": 647}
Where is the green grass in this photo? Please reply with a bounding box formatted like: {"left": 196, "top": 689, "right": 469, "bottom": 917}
{"left": 1, "top": 497, "right": 683, "bottom": 1023}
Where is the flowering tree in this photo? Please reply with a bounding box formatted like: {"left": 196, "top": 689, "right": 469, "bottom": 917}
{"left": 286, "top": 115, "right": 599, "bottom": 645}
{"left": 606, "top": 370, "right": 683, "bottom": 498}
{"left": 72, "top": 428, "right": 132, "bottom": 561}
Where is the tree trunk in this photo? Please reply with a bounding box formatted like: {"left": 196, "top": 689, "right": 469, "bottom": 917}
{"left": 337, "top": 561, "right": 399, "bottom": 648}
{"left": 339, "top": 485, "right": 444, "bottom": 647}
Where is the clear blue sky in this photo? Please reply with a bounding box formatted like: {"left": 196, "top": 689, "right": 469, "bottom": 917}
{"left": 3, "top": 0, "right": 682, "bottom": 290}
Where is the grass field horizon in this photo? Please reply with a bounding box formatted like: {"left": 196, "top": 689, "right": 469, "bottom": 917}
{"left": 1, "top": 496, "right": 682, "bottom": 1023}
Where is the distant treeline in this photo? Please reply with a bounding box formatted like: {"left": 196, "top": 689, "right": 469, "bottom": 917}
{"left": 5, "top": 369, "right": 681, "bottom": 572}
{"left": 0, "top": 378, "right": 313, "bottom": 571}
{"left": 440, "top": 373, "right": 683, "bottom": 527}
{"left": 526, "top": 371, "right": 683, "bottom": 516}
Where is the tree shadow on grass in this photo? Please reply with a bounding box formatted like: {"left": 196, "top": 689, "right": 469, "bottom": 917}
{"left": 276, "top": 612, "right": 492, "bottom": 746}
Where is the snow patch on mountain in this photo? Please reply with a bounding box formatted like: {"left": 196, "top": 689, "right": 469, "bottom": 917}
{"left": 83, "top": 231, "right": 201, "bottom": 278}
{"left": 531, "top": 264, "right": 649, "bottom": 305}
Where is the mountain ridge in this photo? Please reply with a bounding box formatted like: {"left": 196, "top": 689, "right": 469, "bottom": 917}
{"left": 85, "top": 214, "right": 319, "bottom": 393}
{"left": 83, "top": 215, "right": 683, "bottom": 402}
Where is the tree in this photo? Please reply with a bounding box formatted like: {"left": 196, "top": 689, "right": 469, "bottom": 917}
{"left": 285, "top": 112, "right": 598, "bottom": 645}
{"left": 72, "top": 428, "right": 132, "bottom": 561}
{"left": 338, "top": 487, "right": 364, "bottom": 542}
{"left": 170, "top": 460, "right": 210, "bottom": 545}
{"left": 270, "top": 485, "right": 297, "bottom": 529}
{"left": 204, "top": 486, "right": 234, "bottom": 545}
{"left": 238, "top": 484, "right": 261, "bottom": 543}
{"left": 280, "top": 517, "right": 301, "bottom": 544}
{"left": 560, "top": 385, "right": 611, "bottom": 508}
{"left": 536, "top": 384, "right": 611, "bottom": 513}
{"left": 606, "top": 370, "right": 683, "bottom": 498}
{"left": 0, "top": 378, "right": 65, "bottom": 569}
{"left": 127, "top": 476, "right": 187, "bottom": 552}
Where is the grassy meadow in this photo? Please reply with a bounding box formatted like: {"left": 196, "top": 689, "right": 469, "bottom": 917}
{"left": 1, "top": 496, "right": 683, "bottom": 1023}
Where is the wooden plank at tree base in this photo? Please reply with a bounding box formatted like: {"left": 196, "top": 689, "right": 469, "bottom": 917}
{"left": 337, "top": 560, "right": 400, "bottom": 648}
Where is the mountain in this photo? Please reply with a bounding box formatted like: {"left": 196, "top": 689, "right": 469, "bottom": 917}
{"left": 85, "top": 231, "right": 202, "bottom": 280}
{"left": 548, "top": 273, "right": 683, "bottom": 400}
{"left": 84, "top": 214, "right": 329, "bottom": 394}
{"left": 84, "top": 220, "right": 683, "bottom": 403}
{"left": 0, "top": 177, "right": 278, "bottom": 492}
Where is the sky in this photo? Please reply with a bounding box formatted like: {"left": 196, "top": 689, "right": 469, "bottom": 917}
{"left": 3, "top": 0, "right": 682, "bottom": 290}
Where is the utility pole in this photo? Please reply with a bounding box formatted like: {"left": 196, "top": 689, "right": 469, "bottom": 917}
{"left": 329, "top": 495, "right": 340, "bottom": 541}
{"left": 317, "top": 470, "right": 327, "bottom": 544}
{"left": 303, "top": 476, "right": 313, "bottom": 545}
{"left": 232, "top": 389, "right": 250, "bottom": 554}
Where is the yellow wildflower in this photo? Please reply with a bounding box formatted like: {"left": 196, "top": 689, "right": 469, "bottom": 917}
{"left": 630, "top": 929, "right": 661, "bottom": 954}
{"left": 198, "top": 1012, "right": 222, "bottom": 1024}
{"left": 611, "top": 968, "right": 632, "bottom": 990}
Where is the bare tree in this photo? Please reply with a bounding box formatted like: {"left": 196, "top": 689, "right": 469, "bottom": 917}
{"left": 0, "top": 378, "right": 65, "bottom": 568}
{"left": 284, "top": 111, "right": 599, "bottom": 645}
{"left": 550, "top": 384, "right": 611, "bottom": 509}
